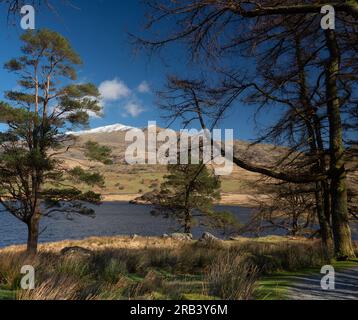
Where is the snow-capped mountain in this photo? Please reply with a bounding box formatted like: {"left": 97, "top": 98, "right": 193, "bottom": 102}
{"left": 66, "top": 123, "right": 136, "bottom": 136}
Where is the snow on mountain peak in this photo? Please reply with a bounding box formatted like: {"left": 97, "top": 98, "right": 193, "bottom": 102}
{"left": 66, "top": 123, "right": 136, "bottom": 136}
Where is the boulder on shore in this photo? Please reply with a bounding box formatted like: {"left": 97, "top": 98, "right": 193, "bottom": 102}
{"left": 60, "top": 246, "right": 93, "bottom": 259}
{"left": 169, "top": 233, "right": 193, "bottom": 241}
{"left": 199, "top": 232, "right": 221, "bottom": 243}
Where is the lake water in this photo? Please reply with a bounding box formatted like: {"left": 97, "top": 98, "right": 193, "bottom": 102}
{"left": 0, "top": 202, "right": 357, "bottom": 248}
{"left": 0, "top": 202, "right": 254, "bottom": 248}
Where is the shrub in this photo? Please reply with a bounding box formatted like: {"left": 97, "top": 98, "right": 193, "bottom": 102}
{"left": 102, "top": 259, "right": 127, "bottom": 283}
{"left": 205, "top": 253, "right": 257, "bottom": 300}
{"left": 55, "top": 258, "right": 90, "bottom": 279}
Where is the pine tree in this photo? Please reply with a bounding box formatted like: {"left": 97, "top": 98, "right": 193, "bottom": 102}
{"left": 0, "top": 29, "right": 110, "bottom": 254}
{"left": 149, "top": 163, "right": 221, "bottom": 234}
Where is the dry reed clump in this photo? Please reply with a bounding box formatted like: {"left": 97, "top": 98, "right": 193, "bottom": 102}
{"left": 86, "top": 276, "right": 133, "bottom": 300}
{"left": 232, "top": 241, "right": 328, "bottom": 274}
{"left": 16, "top": 275, "right": 82, "bottom": 300}
{"left": 205, "top": 253, "right": 258, "bottom": 300}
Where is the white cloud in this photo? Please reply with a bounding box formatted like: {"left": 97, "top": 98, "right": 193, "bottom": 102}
{"left": 137, "top": 81, "right": 150, "bottom": 94}
{"left": 98, "top": 78, "right": 146, "bottom": 118}
{"left": 86, "top": 110, "right": 102, "bottom": 119}
{"left": 123, "top": 102, "right": 145, "bottom": 118}
{"left": 99, "top": 78, "right": 131, "bottom": 101}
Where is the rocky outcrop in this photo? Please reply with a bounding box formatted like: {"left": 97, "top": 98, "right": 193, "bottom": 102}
{"left": 60, "top": 246, "right": 93, "bottom": 260}
{"left": 169, "top": 233, "right": 193, "bottom": 241}
{"left": 199, "top": 232, "right": 221, "bottom": 244}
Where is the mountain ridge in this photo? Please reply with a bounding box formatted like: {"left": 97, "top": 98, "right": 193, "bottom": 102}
{"left": 66, "top": 123, "right": 136, "bottom": 136}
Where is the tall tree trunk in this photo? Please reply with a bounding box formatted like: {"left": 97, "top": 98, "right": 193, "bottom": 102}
{"left": 325, "top": 30, "right": 355, "bottom": 260}
{"left": 294, "top": 34, "right": 332, "bottom": 250}
{"left": 315, "top": 184, "right": 333, "bottom": 261}
{"left": 184, "top": 209, "right": 192, "bottom": 234}
{"left": 322, "top": 181, "right": 332, "bottom": 226}
{"left": 315, "top": 184, "right": 332, "bottom": 250}
{"left": 26, "top": 212, "right": 40, "bottom": 255}
{"left": 291, "top": 214, "right": 298, "bottom": 237}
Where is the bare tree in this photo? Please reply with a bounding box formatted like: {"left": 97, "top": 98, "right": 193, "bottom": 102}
{"left": 247, "top": 183, "right": 316, "bottom": 237}
{"left": 135, "top": 0, "right": 358, "bottom": 259}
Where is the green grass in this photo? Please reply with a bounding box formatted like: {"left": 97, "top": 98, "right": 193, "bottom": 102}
{"left": 256, "top": 274, "right": 293, "bottom": 300}
{"left": 0, "top": 289, "right": 15, "bottom": 300}
{"left": 332, "top": 258, "right": 358, "bottom": 269}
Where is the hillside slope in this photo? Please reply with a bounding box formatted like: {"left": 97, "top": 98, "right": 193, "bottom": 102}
{"left": 56, "top": 124, "right": 357, "bottom": 206}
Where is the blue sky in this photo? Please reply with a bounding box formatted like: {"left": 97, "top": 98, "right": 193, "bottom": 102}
{"left": 0, "top": 0, "right": 272, "bottom": 141}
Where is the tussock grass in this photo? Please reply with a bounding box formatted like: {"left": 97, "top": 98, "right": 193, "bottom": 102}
{"left": 205, "top": 253, "right": 257, "bottom": 300}
{"left": 0, "top": 236, "right": 347, "bottom": 300}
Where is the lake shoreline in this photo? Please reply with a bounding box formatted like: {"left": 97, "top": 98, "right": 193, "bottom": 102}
{"left": 103, "top": 193, "right": 268, "bottom": 207}
{"left": 0, "top": 234, "right": 311, "bottom": 254}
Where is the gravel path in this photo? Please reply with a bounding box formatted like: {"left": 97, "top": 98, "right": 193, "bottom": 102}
{"left": 287, "top": 267, "right": 358, "bottom": 300}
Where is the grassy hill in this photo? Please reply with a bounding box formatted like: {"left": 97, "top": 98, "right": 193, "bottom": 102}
{"left": 54, "top": 124, "right": 357, "bottom": 207}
